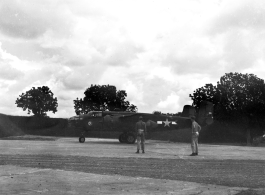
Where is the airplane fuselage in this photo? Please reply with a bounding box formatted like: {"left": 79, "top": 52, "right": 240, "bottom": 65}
{"left": 69, "top": 111, "right": 191, "bottom": 144}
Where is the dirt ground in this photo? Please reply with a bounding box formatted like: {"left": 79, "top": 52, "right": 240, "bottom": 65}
{"left": 0, "top": 136, "right": 264, "bottom": 195}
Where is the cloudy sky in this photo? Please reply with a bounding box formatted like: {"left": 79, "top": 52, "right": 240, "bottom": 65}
{"left": 1, "top": 0, "right": 265, "bottom": 118}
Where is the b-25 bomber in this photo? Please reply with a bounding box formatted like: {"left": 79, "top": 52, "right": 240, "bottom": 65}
{"left": 68, "top": 101, "right": 213, "bottom": 144}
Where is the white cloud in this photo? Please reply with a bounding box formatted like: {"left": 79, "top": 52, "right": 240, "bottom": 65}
{"left": 0, "top": 0, "right": 74, "bottom": 39}
{"left": 0, "top": 61, "right": 23, "bottom": 80}
{"left": 157, "top": 93, "right": 180, "bottom": 113}
{"left": 208, "top": 0, "right": 265, "bottom": 35}
{"left": 1, "top": 0, "right": 265, "bottom": 118}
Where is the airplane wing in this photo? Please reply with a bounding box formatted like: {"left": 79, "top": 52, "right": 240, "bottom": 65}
{"left": 103, "top": 111, "right": 137, "bottom": 117}
{"left": 103, "top": 113, "right": 138, "bottom": 123}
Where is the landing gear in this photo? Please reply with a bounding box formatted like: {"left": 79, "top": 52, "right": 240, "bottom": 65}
{"left": 118, "top": 133, "right": 136, "bottom": 144}
{"left": 79, "top": 136, "right": 85, "bottom": 143}
{"left": 126, "top": 133, "right": 136, "bottom": 144}
{"left": 119, "top": 133, "right": 127, "bottom": 143}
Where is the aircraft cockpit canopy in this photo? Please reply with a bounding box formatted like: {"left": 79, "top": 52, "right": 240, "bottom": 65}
{"left": 87, "top": 111, "right": 102, "bottom": 117}
{"left": 69, "top": 111, "right": 103, "bottom": 120}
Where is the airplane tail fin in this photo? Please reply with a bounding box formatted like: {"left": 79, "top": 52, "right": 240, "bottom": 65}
{"left": 181, "top": 105, "right": 196, "bottom": 117}
{"left": 181, "top": 101, "right": 213, "bottom": 126}
{"left": 197, "top": 101, "right": 213, "bottom": 125}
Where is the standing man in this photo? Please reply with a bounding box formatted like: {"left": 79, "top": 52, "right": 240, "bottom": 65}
{"left": 190, "top": 116, "right": 201, "bottom": 156}
{"left": 135, "top": 116, "right": 147, "bottom": 153}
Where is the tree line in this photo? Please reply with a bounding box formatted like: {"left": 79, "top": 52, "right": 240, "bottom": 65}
{"left": 15, "top": 72, "right": 265, "bottom": 142}
{"left": 15, "top": 84, "right": 138, "bottom": 117}
{"left": 189, "top": 72, "right": 265, "bottom": 143}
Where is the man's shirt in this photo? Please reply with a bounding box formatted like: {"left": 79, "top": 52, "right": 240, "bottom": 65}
{"left": 192, "top": 121, "right": 201, "bottom": 135}
{"left": 135, "top": 121, "right": 146, "bottom": 134}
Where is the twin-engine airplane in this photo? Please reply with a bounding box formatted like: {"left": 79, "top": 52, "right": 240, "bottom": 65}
{"left": 68, "top": 101, "right": 213, "bottom": 144}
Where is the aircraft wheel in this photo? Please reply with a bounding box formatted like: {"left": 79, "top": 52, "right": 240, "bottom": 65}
{"left": 79, "top": 136, "right": 85, "bottom": 143}
{"left": 126, "top": 133, "right": 136, "bottom": 144}
{"left": 119, "top": 133, "right": 127, "bottom": 143}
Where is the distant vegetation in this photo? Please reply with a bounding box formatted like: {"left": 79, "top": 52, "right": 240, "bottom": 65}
{"left": 7, "top": 75, "right": 265, "bottom": 145}
{"left": 73, "top": 84, "right": 137, "bottom": 115}
{"left": 15, "top": 86, "right": 58, "bottom": 117}
{"left": 190, "top": 72, "right": 265, "bottom": 144}
{"left": 0, "top": 113, "right": 75, "bottom": 137}
{"left": 152, "top": 111, "right": 162, "bottom": 115}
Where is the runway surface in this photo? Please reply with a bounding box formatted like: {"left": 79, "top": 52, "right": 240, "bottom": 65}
{"left": 0, "top": 137, "right": 264, "bottom": 194}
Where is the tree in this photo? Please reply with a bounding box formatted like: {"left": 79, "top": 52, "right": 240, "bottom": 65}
{"left": 15, "top": 86, "right": 58, "bottom": 117}
{"left": 153, "top": 111, "right": 162, "bottom": 115}
{"left": 73, "top": 84, "right": 137, "bottom": 114}
{"left": 190, "top": 72, "right": 265, "bottom": 144}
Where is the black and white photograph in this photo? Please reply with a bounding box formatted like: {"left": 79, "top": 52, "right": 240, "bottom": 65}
{"left": 0, "top": 0, "right": 265, "bottom": 194}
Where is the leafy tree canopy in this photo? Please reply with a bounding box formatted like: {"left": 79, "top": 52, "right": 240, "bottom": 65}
{"left": 190, "top": 72, "right": 265, "bottom": 128}
{"left": 15, "top": 86, "right": 58, "bottom": 117}
{"left": 74, "top": 84, "right": 138, "bottom": 114}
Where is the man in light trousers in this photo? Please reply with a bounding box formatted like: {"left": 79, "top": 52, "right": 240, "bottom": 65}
{"left": 135, "top": 116, "right": 147, "bottom": 153}
{"left": 190, "top": 116, "right": 201, "bottom": 156}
